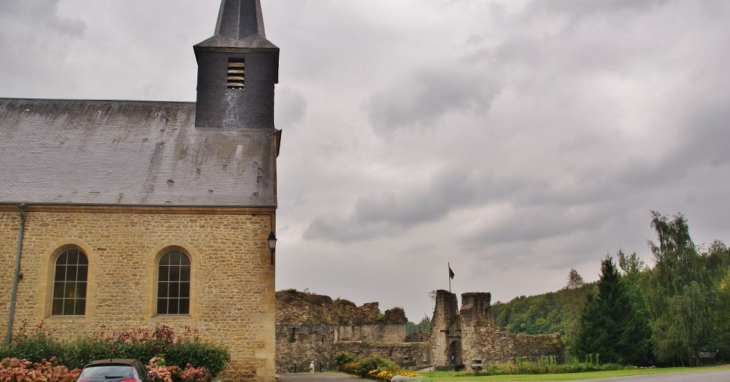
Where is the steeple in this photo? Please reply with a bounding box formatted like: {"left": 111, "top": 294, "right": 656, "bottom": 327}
{"left": 217, "top": 0, "right": 266, "bottom": 40}
{"left": 193, "top": 0, "right": 279, "bottom": 128}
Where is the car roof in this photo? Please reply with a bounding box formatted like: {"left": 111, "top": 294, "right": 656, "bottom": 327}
{"left": 85, "top": 359, "right": 142, "bottom": 366}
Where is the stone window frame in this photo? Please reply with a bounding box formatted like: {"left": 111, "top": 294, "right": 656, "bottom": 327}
{"left": 149, "top": 244, "right": 199, "bottom": 320}
{"left": 51, "top": 247, "right": 89, "bottom": 316}
{"left": 41, "top": 241, "right": 97, "bottom": 320}
{"left": 156, "top": 249, "right": 191, "bottom": 315}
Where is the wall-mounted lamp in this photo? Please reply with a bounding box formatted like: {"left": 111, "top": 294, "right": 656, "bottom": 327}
{"left": 268, "top": 232, "right": 277, "bottom": 265}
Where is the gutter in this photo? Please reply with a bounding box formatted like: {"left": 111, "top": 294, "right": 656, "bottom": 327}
{"left": 6, "top": 203, "right": 26, "bottom": 346}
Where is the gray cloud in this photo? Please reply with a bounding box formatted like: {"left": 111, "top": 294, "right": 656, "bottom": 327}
{"left": 303, "top": 169, "right": 480, "bottom": 242}
{"left": 366, "top": 66, "right": 500, "bottom": 134}
{"left": 0, "top": 0, "right": 85, "bottom": 38}
{"left": 527, "top": 0, "right": 673, "bottom": 20}
{"left": 275, "top": 86, "right": 308, "bottom": 129}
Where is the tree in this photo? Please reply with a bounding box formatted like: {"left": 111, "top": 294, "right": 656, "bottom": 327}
{"left": 562, "top": 268, "right": 589, "bottom": 351}
{"left": 416, "top": 315, "right": 431, "bottom": 333}
{"left": 566, "top": 268, "right": 585, "bottom": 290}
{"left": 575, "top": 256, "right": 650, "bottom": 365}
{"left": 642, "top": 212, "right": 720, "bottom": 365}
{"left": 616, "top": 250, "right": 652, "bottom": 365}
{"left": 407, "top": 315, "right": 432, "bottom": 335}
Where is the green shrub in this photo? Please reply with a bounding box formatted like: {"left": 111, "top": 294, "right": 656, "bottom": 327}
{"left": 462, "top": 355, "right": 628, "bottom": 377}
{"left": 2, "top": 320, "right": 67, "bottom": 364}
{"left": 165, "top": 340, "right": 230, "bottom": 377}
{"left": 354, "top": 356, "right": 395, "bottom": 377}
{"left": 334, "top": 352, "right": 359, "bottom": 367}
{"left": 64, "top": 337, "right": 112, "bottom": 369}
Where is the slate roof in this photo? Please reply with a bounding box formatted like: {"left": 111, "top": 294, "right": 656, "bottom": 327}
{"left": 0, "top": 98, "right": 278, "bottom": 207}
{"left": 195, "top": 0, "right": 277, "bottom": 50}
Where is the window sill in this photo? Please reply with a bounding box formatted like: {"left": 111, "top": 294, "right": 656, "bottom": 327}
{"left": 45, "top": 315, "right": 87, "bottom": 322}
{"left": 150, "top": 314, "right": 194, "bottom": 321}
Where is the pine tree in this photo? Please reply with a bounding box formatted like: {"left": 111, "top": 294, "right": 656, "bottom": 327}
{"left": 617, "top": 251, "right": 652, "bottom": 365}
{"left": 576, "top": 256, "right": 650, "bottom": 365}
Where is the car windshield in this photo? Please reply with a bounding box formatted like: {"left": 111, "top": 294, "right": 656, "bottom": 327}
{"left": 80, "top": 365, "right": 134, "bottom": 379}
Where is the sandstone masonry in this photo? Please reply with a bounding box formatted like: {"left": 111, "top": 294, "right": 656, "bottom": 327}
{"left": 0, "top": 206, "right": 277, "bottom": 381}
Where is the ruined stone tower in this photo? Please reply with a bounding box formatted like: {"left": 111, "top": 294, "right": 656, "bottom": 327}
{"left": 429, "top": 290, "right": 462, "bottom": 367}
{"left": 430, "top": 290, "right": 564, "bottom": 371}
{"left": 458, "top": 292, "right": 494, "bottom": 371}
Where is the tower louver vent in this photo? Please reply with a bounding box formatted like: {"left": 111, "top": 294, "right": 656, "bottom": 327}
{"left": 227, "top": 59, "right": 245, "bottom": 89}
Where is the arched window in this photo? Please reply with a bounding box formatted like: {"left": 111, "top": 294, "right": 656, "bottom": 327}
{"left": 52, "top": 248, "right": 88, "bottom": 315}
{"left": 157, "top": 249, "right": 190, "bottom": 315}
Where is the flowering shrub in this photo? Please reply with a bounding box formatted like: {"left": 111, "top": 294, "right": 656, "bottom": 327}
{"left": 0, "top": 357, "right": 80, "bottom": 382}
{"left": 1, "top": 321, "right": 229, "bottom": 379}
{"left": 145, "top": 357, "right": 212, "bottom": 382}
{"left": 340, "top": 361, "right": 359, "bottom": 374}
{"left": 179, "top": 363, "right": 212, "bottom": 382}
{"left": 336, "top": 352, "right": 420, "bottom": 381}
{"left": 368, "top": 368, "right": 393, "bottom": 381}
{"left": 368, "top": 367, "right": 421, "bottom": 381}
{"left": 147, "top": 357, "right": 181, "bottom": 382}
{"left": 0, "top": 320, "right": 65, "bottom": 364}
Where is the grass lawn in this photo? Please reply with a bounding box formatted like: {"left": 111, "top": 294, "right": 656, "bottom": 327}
{"left": 420, "top": 365, "right": 730, "bottom": 381}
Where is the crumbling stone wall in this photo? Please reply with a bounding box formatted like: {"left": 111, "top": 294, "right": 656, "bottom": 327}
{"left": 336, "top": 324, "right": 405, "bottom": 343}
{"left": 275, "top": 290, "right": 410, "bottom": 373}
{"left": 430, "top": 290, "right": 564, "bottom": 371}
{"left": 405, "top": 331, "right": 429, "bottom": 343}
{"left": 333, "top": 341, "right": 430, "bottom": 368}
{"left": 462, "top": 327, "right": 563, "bottom": 366}
{"left": 275, "top": 324, "right": 334, "bottom": 373}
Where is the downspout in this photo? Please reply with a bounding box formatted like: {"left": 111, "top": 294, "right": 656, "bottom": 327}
{"left": 6, "top": 204, "right": 26, "bottom": 346}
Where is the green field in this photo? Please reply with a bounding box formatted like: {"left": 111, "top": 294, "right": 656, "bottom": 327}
{"left": 420, "top": 365, "right": 730, "bottom": 381}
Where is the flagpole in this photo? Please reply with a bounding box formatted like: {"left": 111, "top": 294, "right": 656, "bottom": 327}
{"left": 448, "top": 262, "right": 451, "bottom": 293}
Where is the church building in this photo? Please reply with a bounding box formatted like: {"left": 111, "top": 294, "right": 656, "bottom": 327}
{"left": 0, "top": 1, "right": 280, "bottom": 380}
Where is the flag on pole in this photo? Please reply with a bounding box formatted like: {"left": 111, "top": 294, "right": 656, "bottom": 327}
{"left": 449, "top": 264, "right": 455, "bottom": 279}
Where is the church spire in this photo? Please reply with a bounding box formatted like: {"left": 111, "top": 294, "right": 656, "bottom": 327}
{"left": 193, "top": 0, "right": 279, "bottom": 128}
{"left": 216, "top": 0, "right": 266, "bottom": 40}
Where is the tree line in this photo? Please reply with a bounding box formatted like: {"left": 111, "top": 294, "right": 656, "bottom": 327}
{"left": 491, "top": 212, "right": 730, "bottom": 366}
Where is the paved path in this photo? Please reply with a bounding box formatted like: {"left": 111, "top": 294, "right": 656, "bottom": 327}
{"left": 279, "top": 370, "right": 730, "bottom": 381}
{"left": 278, "top": 372, "right": 359, "bottom": 381}
{"left": 572, "top": 369, "right": 730, "bottom": 382}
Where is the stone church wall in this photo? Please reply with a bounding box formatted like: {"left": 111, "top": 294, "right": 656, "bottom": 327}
{"left": 0, "top": 207, "right": 276, "bottom": 382}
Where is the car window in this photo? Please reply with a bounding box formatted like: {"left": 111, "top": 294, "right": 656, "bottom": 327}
{"left": 135, "top": 363, "right": 148, "bottom": 381}
{"left": 80, "top": 365, "right": 134, "bottom": 378}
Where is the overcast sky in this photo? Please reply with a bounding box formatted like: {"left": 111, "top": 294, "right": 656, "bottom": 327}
{"left": 2, "top": 0, "right": 730, "bottom": 321}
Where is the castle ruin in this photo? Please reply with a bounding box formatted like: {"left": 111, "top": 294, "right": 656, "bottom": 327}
{"left": 430, "top": 290, "right": 564, "bottom": 371}
{"left": 275, "top": 289, "right": 563, "bottom": 373}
